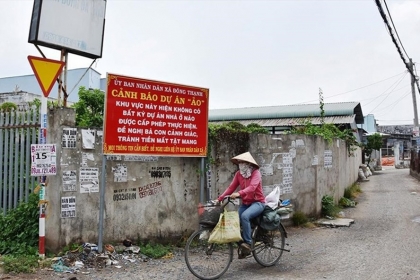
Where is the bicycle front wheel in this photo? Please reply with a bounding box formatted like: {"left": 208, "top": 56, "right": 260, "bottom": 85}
{"left": 184, "top": 228, "right": 233, "bottom": 280}
{"left": 252, "top": 225, "right": 286, "bottom": 267}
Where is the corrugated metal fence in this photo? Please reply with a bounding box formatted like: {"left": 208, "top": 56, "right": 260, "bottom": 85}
{"left": 0, "top": 108, "right": 39, "bottom": 214}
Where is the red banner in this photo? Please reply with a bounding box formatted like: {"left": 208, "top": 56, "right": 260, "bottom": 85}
{"left": 103, "top": 74, "right": 209, "bottom": 157}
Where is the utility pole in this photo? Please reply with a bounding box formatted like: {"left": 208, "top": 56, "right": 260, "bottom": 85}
{"left": 409, "top": 58, "right": 420, "bottom": 153}
{"left": 410, "top": 58, "right": 419, "bottom": 128}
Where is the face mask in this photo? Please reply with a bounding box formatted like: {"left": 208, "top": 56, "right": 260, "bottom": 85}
{"left": 238, "top": 162, "right": 253, "bottom": 178}
{"left": 238, "top": 163, "right": 249, "bottom": 172}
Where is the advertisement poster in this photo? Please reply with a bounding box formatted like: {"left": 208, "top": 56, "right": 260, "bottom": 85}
{"left": 81, "top": 152, "right": 95, "bottom": 167}
{"left": 112, "top": 163, "right": 128, "bottom": 182}
{"left": 103, "top": 74, "right": 209, "bottom": 157}
{"left": 62, "top": 128, "right": 77, "bottom": 148}
{"left": 63, "top": 170, "right": 77, "bottom": 192}
{"left": 61, "top": 196, "right": 76, "bottom": 218}
{"left": 79, "top": 167, "right": 99, "bottom": 193}
{"left": 30, "top": 144, "right": 57, "bottom": 176}
{"left": 324, "top": 150, "right": 333, "bottom": 168}
{"left": 82, "top": 129, "right": 96, "bottom": 149}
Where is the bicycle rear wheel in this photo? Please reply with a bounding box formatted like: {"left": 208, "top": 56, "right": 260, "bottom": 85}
{"left": 252, "top": 225, "right": 285, "bottom": 267}
{"left": 184, "top": 228, "right": 233, "bottom": 280}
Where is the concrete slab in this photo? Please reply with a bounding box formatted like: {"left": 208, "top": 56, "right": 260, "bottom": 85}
{"left": 316, "top": 218, "right": 355, "bottom": 227}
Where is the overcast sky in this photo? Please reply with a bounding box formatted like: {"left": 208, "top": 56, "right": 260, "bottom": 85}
{"left": 1, "top": 0, "right": 420, "bottom": 125}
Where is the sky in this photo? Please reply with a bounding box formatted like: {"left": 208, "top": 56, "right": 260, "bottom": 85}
{"left": 1, "top": 0, "right": 420, "bottom": 126}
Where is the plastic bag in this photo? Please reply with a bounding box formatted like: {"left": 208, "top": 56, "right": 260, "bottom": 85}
{"left": 265, "top": 186, "right": 280, "bottom": 209}
{"left": 198, "top": 202, "right": 223, "bottom": 226}
{"left": 260, "top": 205, "right": 281, "bottom": 231}
{"left": 208, "top": 209, "right": 242, "bottom": 244}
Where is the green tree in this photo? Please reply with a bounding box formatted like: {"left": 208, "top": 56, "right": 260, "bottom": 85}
{"left": 72, "top": 86, "right": 104, "bottom": 127}
{"left": 364, "top": 133, "right": 383, "bottom": 167}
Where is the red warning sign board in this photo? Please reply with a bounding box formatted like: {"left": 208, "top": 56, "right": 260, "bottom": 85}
{"left": 103, "top": 73, "right": 209, "bottom": 157}
{"left": 27, "top": 56, "right": 65, "bottom": 97}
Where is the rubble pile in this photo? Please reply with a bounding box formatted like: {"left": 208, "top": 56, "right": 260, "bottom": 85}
{"left": 49, "top": 242, "right": 147, "bottom": 275}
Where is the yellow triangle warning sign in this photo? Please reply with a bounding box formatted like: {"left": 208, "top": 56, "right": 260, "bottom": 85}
{"left": 27, "top": 56, "right": 65, "bottom": 97}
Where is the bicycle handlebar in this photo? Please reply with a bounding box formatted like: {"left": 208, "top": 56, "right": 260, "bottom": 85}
{"left": 212, "top": 196, "right": 240, "bottom": 207}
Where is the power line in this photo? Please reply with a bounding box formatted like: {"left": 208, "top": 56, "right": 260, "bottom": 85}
{"left": 363, "top": 71, "right": 408, "bottom": 106}
{"left": 377, "top": 119, "right": 412, "bottom": 122}
{"left": 297, "top": 71, "right": 407, "bottom": 104}
{"left": 374, "top": 0, "right": 420, "bottom": 93}
{"left": 324, "top": 71, "right": 407, "bottom": 99}
{"left": 358, "top": 84, "right": 409, "bottom": 103}
{"left": 376, "top": 119, "right": 413, "bottom": 124}
{"left": 368, "top": 71, "right": 407, "bottom": 113}
{"left": 383, "top": 0, "right": 409, "bottom": 59}
{"left": 364, "top": 72, "right": 408, "bottom": 106}
{"left": 370, "top": 90, "right": 411, "bottom": 114}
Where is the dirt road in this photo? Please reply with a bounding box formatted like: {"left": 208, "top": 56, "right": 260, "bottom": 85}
{"left": 4, "top": 166, "right": 420, "bottom": 280}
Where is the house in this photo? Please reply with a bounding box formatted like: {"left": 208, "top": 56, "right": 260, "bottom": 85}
{"left": 0, "top": 68, "right": 101, "bottom": 105}
{"left": 209, "top": 102, "right": 365, "bottom": 142}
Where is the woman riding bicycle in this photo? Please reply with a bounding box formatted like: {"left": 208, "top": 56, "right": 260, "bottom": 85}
{"left": 216, "top": 151, "right": 265, "bottom": 258}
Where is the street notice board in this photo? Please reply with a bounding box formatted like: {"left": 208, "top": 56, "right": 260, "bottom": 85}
{"left": 103, "top": 73, "right": 209, "bottom": 157}
{"left": 31, "top": 144, "right": 57, "bottom": 176}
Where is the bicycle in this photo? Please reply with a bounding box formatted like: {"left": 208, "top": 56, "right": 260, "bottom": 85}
{"left": 184, "top": 197, "right": 290, "bottom": 280}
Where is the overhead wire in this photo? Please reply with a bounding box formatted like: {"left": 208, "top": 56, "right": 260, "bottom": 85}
{"left": 376, "top": 119, "right": 413, "bottom": 123}
{"left": 368, "top": 70, "right": 408, "bottom": 113}
{"left": 358, "top": 84, "right": 409, "bottom": 103}
{"left": 324, "top": 71, "right": 407, "bottom": 99}
{"left": 372, "top": 89, "right": 411, "bottom": 114}
{"left": 297, "top": 71, "right": 407, "bottom": 104}
{"left": 363, "top": 71, "right": 408, "bottom": 106}
{"left": 374, "top": 0, "right": 420, "bottom": 93}
{"left": 383, "top": 0, "right": 409, "bottom": 59}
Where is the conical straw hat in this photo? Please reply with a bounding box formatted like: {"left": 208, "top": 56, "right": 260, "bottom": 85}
{"left": 231, "top": 152, "right": 259, "bottom": 168}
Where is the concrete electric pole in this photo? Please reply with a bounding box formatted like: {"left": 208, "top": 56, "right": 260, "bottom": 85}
{"left": 410, "top": 58, "right": 419, "bottom": 128}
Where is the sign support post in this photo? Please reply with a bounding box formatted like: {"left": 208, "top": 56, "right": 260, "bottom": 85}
{"left": 38, "top": 95, "right": 47, "bottom": 258}
{"left": 28, "top": 55, "right": 64, "bottom": 258}
{"left": 97, "top": 155, "right": 107, "bottom": 253}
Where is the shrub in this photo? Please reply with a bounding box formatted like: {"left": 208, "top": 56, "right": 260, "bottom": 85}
{"left": 0, "top": 193, "right": 39, "bottom": 256}
{"left": 321, "top": 195, "right": 341, "bottom": 217}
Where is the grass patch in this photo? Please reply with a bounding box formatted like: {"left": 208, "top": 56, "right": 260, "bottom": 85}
{"left": 291, "top": 211, "right": 309, "bottom": 226}
{"left": 58, "top": 243, "right": 82, "bottom": 256}
{"left": 339, "top": 197, "right": 356, "bottom": 208}
{"left": 140, "top": 242, "right": 172, "bottom": 259}
{"left": 344, "top": 182, "right": 362, "bottom": 200}
{"left": 1, "top": 255, "right": 39, "bottom": 273}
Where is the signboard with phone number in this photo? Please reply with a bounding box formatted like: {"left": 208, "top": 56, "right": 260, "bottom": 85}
{"left": 31, "top": 144, "right": 57, "bottom": 176}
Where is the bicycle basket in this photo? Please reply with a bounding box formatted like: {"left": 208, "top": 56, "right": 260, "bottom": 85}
{"left": 198, "top": 203, "right": 223, "bottom": 226}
